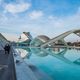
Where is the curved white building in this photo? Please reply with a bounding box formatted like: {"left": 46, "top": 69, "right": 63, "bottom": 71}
{"left": 18, "top": 32, "right": 32, "bottom": 46}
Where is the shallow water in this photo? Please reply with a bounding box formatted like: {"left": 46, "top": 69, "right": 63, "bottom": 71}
{"left": 28, "top": 49, "right": 80, "bottom": 80}
{"left": 17, "top": 47, "right": 80, "bottom": 80}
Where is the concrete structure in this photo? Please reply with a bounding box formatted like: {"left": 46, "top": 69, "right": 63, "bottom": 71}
{"left": 0, "top": 29, "right": 80, "bottom": 80}
{"left": 18, "top": 32, "right": 32, "bottom": 44}
{"left": 36, "top": 35, "right": 50, "bottom": 42}
{"left": 0, "top": 33, "right": 8, "bottom": 42}
{"left": 41, "top": 29, "right": 80, "bottom": 47}
{"left": 2, "top": 33, "right": 18, "bottom": 42}
{"left": 30, "top": 29, "right": 80, "bottom": 49}
{"left": 30, "top": 29, "right": 80, "bottom": 63}
{"left": 0, "top": 33, "right": 8, "bottom": 50}
{"left": 30, "top": 35, "right": 50, "bottom": 57}
{"left": 0, "top": 48, "right": 16, "bottom": 80}
{"left": 30, "top": 35, "right": 50, "bottom": 47}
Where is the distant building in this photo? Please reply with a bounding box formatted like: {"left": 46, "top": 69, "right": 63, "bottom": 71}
{"left": 30, "top": 35, "right": 50, "bottom": 57}
{"left": 30, "top": 35, "right": 50, "bottom": 47}
{"left": 18, "top": 32, "right": 33, "bottom": 46}
{"left": 0, "top": 33, "right": 8, "bottom": 49}
{"left": 0, "top": 33, "right": 8, "bottom": 42}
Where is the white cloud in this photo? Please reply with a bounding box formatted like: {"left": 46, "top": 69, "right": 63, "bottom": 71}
{"left": 47, "top": 7, "right": 80, "bottom": 30}
{"left": 23, "top": 7, "right": 80, "bottom": 39}
{"left": 0, "top": 14, "right": 8, "bottom": 24}
{"left": 29, "top": 10, "right": 43, "bottom": 19}
{"left": 63, "top": 7, "right": 80, "bottom": 29}
{"left": 0, "top": 4, "right": 80, "bottom": 42}
{"left": 48, "top": 16, "right": 64, "bottom": 28}
{"left": 0, "top": 0, "right": 2, "bottom": 5}
{"left": 5, "top": 2, "right": 31, "bottom": 14}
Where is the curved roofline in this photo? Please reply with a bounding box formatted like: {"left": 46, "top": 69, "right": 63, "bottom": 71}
{"left": 41, "top": 29, "right": 80, "bottom": 47}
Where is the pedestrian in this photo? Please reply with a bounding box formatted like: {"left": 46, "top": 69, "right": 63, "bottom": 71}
{"left": 4, "top": 44, "right": 10, "bottom": 54}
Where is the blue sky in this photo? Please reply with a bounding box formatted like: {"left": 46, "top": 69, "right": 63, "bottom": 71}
{"left": 0, "top": 0, "right": 80, "bottom": 41}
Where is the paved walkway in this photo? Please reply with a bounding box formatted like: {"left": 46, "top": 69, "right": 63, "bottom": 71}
{"left": 0, "top": 49, "right": 16, "bottom": 80}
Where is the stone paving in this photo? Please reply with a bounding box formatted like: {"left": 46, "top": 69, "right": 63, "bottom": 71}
{"left": 0, "top": 50, "right": 16, "bottom": 80}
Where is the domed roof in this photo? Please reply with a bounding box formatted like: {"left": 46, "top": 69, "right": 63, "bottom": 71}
{"left": 36, "top": 35, "right": 50, "bottom": 42}
{"left": 30, "top": 35, "right": 50, "bottom": 57}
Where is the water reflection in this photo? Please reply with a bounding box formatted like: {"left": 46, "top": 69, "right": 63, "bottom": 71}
{"left": 16, "top": 46, "right": 80, "bottom": 65}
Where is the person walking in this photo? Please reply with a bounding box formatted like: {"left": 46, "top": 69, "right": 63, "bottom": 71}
{"left": 4, "top": 44, "right": 10, "bottom": 54}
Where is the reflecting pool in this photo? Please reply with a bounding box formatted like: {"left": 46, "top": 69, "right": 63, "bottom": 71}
{"left": 16, "top": 47, "right": 80, "bottom": 80}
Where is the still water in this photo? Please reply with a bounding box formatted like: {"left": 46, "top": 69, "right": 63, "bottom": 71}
{"left": 17, "top": 47, "right": 80, "bottom": 80}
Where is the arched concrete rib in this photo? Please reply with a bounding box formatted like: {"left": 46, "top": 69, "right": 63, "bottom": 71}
{"left": 41, "top": 29, "right": 80, "bottom": 47}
